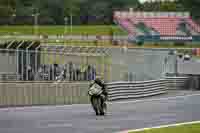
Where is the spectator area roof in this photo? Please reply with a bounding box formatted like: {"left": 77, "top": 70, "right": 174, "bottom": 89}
{"left": 0, "top": 41, "right": 111, "bottom": 56}
{"left": 40, "top": 45, "right": 111, "bottom": 56}
{"left": 0, "top": 40, "right": 40, "bottom": 50}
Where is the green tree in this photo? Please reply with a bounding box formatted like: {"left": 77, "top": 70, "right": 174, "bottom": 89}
{"left": 0, "top": 0, "right": 16, "bottom": 17}
{"left": 141, "top": 1, "right": 177, "bottom": 11}
{"left": 64, "top": 0, "right": 81, "bottom": 18}
{"left": 160, "top": 1, "right": 177, "bottom": 11}
{"left": 178, "top": 0, "right": 200, "bottom": 20}
{"left": 0, "top": 0, "right": 169, "bottom": 25}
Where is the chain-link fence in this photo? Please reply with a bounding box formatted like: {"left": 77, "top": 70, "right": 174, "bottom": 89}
{"left": 0, "top": 42, "right": 111, "bottom": 82}
{"left": 0, "top": 40, "right": 177, "bottom": 82}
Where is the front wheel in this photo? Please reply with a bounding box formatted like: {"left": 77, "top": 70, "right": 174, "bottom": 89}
{"left": 90, "top": 96, "right": 98, "bottom": 115}
{"left": 91, "top": 96, "right": 102, "bottom": 116}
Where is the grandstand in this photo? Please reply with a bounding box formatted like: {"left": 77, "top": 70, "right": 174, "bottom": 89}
{"left": 114, "top": 11, "right": 200, "bottom": 43}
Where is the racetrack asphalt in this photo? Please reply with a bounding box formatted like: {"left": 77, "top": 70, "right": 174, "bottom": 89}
{"left": 0, "top": 91, "right": 200, "bottom": 133}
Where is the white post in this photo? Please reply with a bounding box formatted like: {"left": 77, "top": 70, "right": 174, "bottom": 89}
{"left": 32, "top": 8, "right": 39, "bottom": 37}
{"left": 64, "top": 17, "right": 68, "bottom": 45}
{"left": 35, "top": 45, "right": 40, "bottom": 79}
{"left": 16, "top": 41, "right": 25, "bottom": 80}
{"left": 26, "top": 42, "right": 35, "bottom": 80}
{"left": 70, "top": 13, "right": 72, "bottom": 36}
{"left": 70, "top": 12, "right": 73, "bottom": 46}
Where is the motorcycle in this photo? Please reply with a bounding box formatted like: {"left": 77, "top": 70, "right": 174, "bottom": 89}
{"left": 88, "top": 83, "right": 107, "bottom": 116}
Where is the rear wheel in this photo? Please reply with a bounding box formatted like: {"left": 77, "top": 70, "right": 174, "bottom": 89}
{"left": 96, "top": 97, "right": 103, "bottom": 115}
{"left": 91, "top": 96, "right": 101, "bottom": 116}
{"left": 98, "top": 97, "right": 106, "bottom": 116}
{"left": 99, "top": 101, "right": 107, "bottom": 116}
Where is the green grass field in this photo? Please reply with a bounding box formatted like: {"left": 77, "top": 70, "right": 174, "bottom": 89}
{"left": 0, "top": 25, "right": 126, "bottom": 35}
{"left": 129, "top": 123, "right": 200, "bottom": 133}
{"left": 1, "top": 25, "right": 200, "bottom": 49}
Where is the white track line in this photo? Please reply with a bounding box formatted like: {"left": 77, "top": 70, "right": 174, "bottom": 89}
{"left": 118, "top": 121, "right": 200, "bottom": 133}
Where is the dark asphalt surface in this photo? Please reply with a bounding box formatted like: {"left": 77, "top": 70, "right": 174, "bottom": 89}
{"left": 0, "top": 92, "right": 200, "bottom": 133}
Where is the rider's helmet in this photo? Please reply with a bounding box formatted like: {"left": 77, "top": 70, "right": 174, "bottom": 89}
{"left": 94, "top": 75, "right": 104, "bottom": 85}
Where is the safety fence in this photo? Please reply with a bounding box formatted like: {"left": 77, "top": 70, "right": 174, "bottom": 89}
{"left": 106, "top": 79, "right": 168, "bottom": 101}
{"left": 106, "top": 76, "right": 190, "bottom": 101}
{"left": 0, "top": 43, "right": 111, "bottom": 82}
{"left": 0, "top": 41, "right": 178, "bottom": 82}
{"left": 165, "top": 76, "right": 190, "bottom": 90}
{"left": 0, "top": 76, "right": 190, "bottom": 107}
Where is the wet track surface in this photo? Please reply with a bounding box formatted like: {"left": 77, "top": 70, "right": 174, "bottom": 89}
{"left": 0, "top": 93, "right": 200, "bottom": 133}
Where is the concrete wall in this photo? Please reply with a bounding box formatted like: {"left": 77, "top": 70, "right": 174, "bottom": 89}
{"left": 0, "top": 82, "right": 90, "bottom": 107}
{"left": 0, "top": 51, "right": 17, "bottom": 73}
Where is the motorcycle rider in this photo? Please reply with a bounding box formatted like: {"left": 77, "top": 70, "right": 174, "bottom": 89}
{"left": 89, "top": 76, "right": 108, "bottom": 115}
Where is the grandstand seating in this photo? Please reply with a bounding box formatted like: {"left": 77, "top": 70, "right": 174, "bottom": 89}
{"left": 116, "top": 19, "right": 136, "bottom": 35}
{"left": 186, "top": 18, "right": 200, "bottom": 33}
{"left": 114, "top": 11, "right": 200, "bottom": 42}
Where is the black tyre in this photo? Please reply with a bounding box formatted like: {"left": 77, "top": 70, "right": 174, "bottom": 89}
{"left": 91, "top": 97, "right": 101, "bottom": 116}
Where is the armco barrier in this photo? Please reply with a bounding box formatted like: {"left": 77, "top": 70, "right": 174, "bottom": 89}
{"left": 106, "top": 79, "right": 168, "bottom": 101}
{"left": 106, "top": 76, "right": 190, "bottom": 101}
{"left": 165, "top": 76, "right": 190, "bottom": 90}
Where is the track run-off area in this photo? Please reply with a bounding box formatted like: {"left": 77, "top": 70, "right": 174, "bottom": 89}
{"left": 0, "top": 91, "right": 200, "bottom": 133}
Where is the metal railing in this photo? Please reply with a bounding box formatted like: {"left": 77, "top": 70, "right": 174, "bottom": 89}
{"left": 106, "top": 76, "right": 190, "bottom": 101}
{"left": 0, "top": 46, "right": 111, "bottom": 82}
{"left": 106, "top": 79, "right": 168, "bottom": 101}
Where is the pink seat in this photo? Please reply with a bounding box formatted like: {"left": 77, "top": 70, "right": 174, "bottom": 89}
{"left": 130, "top": 17, "right": 180, "bottom": 36}
{"left": 114, "top": 13, "right": 200, "bottom": 36}
{"left": 186, "top": 18, "right": 200, "bottom": 33}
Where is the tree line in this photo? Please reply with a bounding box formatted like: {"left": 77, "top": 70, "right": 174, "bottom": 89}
{"left": 0, "top": 0, "right": 199, "bottom": 25}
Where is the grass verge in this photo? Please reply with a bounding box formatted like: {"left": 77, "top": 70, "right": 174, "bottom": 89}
{"left": 129, "top": 122, "right": 200, "bottom": 133}
{"left": 0, "top": 25, "right": 126, "bottom": 35}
